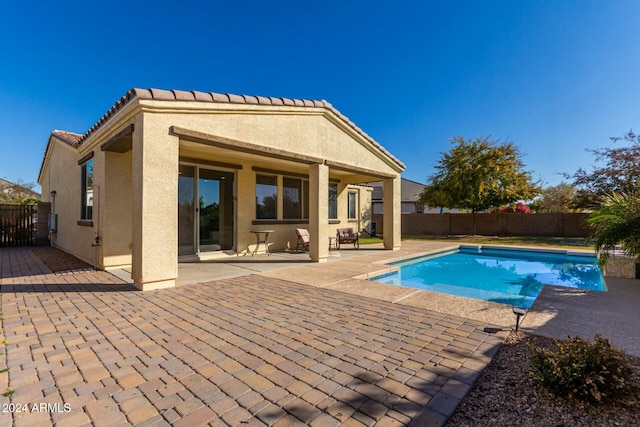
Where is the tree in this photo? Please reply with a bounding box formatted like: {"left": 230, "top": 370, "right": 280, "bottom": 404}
{"left": 0, "top": 179, "right": 39, "bottom": 205}
{"left": 420, "top": 136, "right": 540, "bottom": 234}
{"left": 535, "top": 182, "right": 578, "bottom": 213}
{"left": 586, "top": 189, "right": 640, "bottom": 264}
{"left": 568, "top": 130, "right": 640, "bottom": 208}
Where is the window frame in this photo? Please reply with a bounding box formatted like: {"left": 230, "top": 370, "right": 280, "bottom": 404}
{"left": 347, "top": 191, "right": 358, "bottom": 221}
{"left": 80, "top": 159, "right": 94, "bottom": 221}
{"left": 328, "top": 183, "right": 338, "bottom": 220}
{"left": 255, "top": 174, "right": 278, "bottom": 219}
{"left": 283, "top": 176, "right": 309, "bottom": 220}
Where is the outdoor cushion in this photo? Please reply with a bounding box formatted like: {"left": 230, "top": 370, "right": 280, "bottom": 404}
{"left": 295, "top": 228, "right": 310, "bottom": 251}
{"left": 336, "top": 227, "right": 359, "bottom": 249}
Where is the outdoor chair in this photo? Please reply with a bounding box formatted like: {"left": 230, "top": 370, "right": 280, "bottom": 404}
{"left": 336, "top": 227, "right": 359, "bottom": 249}
{"left": 295, "top": 228, "right": 310, "bottom": 252}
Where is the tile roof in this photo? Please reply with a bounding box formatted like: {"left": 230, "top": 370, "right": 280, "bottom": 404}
{"left": 78, "top": 88, "right": 405, "bottom": 169}
{"left": 37, "top": 131, "right": 84, "bottom": 183}
{"left": 51, "top": 130, "right": 83, "bottom": 148}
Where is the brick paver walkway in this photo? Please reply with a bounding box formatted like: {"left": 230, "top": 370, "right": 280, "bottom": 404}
{"left": 0, "top": 248, "right": 505, "bottom": 426}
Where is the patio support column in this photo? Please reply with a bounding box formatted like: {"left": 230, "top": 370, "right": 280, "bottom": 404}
{"left": 101, "top": 150, "right": 133, "bottom": 268}
{"left": 131, "top": 115, "right": 179, "bottom": 290}
{"left": 383, "top": 176, "right": 401, "bottom": 250}
{"left": 309, "top": 163, "right": 329, "bottom": 262}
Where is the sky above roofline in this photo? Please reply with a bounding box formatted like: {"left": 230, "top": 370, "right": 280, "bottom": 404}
{"left": 1, "top": 1, "right": 638, "bottom": 190}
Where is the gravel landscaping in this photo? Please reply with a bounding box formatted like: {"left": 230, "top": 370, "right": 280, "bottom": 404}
{"left": 447, "top": 331, "right": 640, "bottom": 426}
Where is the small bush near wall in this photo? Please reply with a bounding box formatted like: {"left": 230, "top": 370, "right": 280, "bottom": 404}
{"left": 529, "top": 334, "right": 638, "bottom": 405}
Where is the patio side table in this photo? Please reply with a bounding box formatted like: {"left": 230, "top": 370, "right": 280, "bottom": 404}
{"left": 250, "top": 230, "right": 275, "bottom": 256}
{"left": 328, "top": 236, "right": 337, "bottom": 250}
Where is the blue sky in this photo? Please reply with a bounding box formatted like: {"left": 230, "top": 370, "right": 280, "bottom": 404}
{"left": 1, "top": 1, "right": 638, "bottom": 190}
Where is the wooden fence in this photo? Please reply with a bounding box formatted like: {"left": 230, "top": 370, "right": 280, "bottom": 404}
{"left": 0, "top": 204, "right": 36, "bottom": 247}
{"left": 372, "top": 212, "right": 591, "bottom": 237}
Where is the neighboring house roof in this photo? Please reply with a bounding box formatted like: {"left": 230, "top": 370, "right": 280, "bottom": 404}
{"left": 79, "top": 88, "right": 405, "bottom": 169}
{"left": 371, "top": 178, "right": 426, "bottom": 202}
{"left": 400, "top": 178, "right": 427, "bottom": 203}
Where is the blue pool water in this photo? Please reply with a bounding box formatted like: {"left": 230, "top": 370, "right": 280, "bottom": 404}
{"left": 370, "top": 246, "right": 606, "bottom": 308}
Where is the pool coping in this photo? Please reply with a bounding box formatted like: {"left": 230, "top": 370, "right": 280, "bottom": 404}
{"left": 260, "top": 241, "right": 635, "bottom": 340}
{"left": 352, "top": 244, "right": 603, "bottom": 327}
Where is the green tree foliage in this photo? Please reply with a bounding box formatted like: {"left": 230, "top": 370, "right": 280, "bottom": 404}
{"left": 569, "top": 130, "right": 640, "bottom": 207}
{"left": 0, "top": 179, "right": 39, "bottom": 205}
{"left": 420, "top": 136, "right": 540, "bottom": 234}
{"left": 535, "top": 182, "right": 578, "bottom": 213}
{"left": 586, "top": 189, "right": 640, "bottom": 263}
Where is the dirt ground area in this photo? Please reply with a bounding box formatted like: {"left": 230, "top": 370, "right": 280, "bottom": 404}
{"left": 32, "top": 246, "right": 93, "bottom": 272}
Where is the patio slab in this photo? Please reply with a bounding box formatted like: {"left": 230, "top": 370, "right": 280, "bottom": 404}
{"left": 0, "top": 247, "right": 507, "bottom": 427}
{"left": 521, "top": 276, "right": 640, "bottom": 357}
{"left": 3, "top": 241, "right": 637, "bottom": 426}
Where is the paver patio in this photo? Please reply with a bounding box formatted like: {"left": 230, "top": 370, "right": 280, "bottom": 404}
{"left": 0, "top": 248, "right": 507, "bottom": 426}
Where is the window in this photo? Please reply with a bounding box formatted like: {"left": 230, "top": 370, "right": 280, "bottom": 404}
{"left": 401, "top": 202, "right": 416, "bottom": 214}
{"left": 328, "top": 183, "right": 338, "bottom": 219}
{"left": 283, "top": 177, "right": 311, "bottom": 219}
{"left": 283, "top": 177, "right": 302, "bottom": 219}
{"left": 348, "top": 191, "right": 357, "bottom": 220}
{"left": 255, "top": 171, "right": 331, "bottom": 221}
{"left": 256, "top": 175, "right": 277, "bottom": 219}
{"left": 81, "top": 159, "right": 94, "bottom": 220}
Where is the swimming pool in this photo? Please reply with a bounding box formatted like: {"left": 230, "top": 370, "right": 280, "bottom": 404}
{"left": 370, "top": 246, "right": 606, "bottom": 308}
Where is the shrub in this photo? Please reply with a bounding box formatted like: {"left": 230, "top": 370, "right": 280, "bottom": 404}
{"left": 529, "top": 334, "right": 636, "bottom": 405}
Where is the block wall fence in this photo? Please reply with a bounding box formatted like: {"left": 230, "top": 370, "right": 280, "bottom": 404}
{"left": 371, "top": 213, "right": 590, "bottom": 237}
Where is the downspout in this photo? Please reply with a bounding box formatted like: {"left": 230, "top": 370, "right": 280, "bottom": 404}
{"left": 91, "top": 184, "right": 101, "bottom": 269}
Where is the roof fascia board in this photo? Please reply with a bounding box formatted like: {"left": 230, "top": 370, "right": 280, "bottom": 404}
{"left": 78, "top": 99, "right": 141, "bottom": 155}
{"left": 324, "top": 160, "right": 396, "bottom": 179}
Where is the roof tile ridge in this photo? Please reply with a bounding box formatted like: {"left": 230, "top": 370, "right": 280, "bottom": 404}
{"left": 79, "top": 88, "right": 142, "bottom": 145}
{"left": 69, "top": 88, "right": 406, "bottom": 169}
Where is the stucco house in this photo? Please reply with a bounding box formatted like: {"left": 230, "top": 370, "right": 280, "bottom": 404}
{"left": 38, "top": 88, "right": 405, "bottom": 291}
{"left": 371, "top": 178, "right": 461, "bottom": 215}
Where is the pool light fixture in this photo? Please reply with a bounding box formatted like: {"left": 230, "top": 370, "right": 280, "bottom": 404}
{"left": 512, "top": 307, "right": 526, "bottom": 331}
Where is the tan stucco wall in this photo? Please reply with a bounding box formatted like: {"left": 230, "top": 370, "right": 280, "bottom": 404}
{"left": 131, "top": 113, "right": 179, "bottom": 290}
{"left": 39, "top": 141, "right": 97, "bottom": 265}
{"left": 101, "top": 150, "right": 133, "bottom": 268}
{"left": 142, "top": 102, "right": 401, "bottom": 177}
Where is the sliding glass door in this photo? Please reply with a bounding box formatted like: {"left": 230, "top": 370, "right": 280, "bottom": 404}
{"left": 178, "top": 165, "right": 196, "bottom": 256}
{"left": 178, "top": 164, "right": 235, "bottom": 256}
